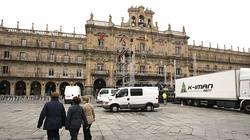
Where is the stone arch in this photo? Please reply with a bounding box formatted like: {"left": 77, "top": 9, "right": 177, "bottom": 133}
{"left": 30, "top": 81, "right": 41, "bottom": 95}
{"left": 131, "top": 16, "right": 136, "bottom": 27}
{"left": 45, "top": 81, "right": 56, "bottom": 96}
{"left": 59, "top": 82, "right": 70, "bottom": 97}
{"left": 15, "top": 81, "right": 26, "bottom": 96}
{"left": 75, "top": 82, "right": 84, "bottom": 96}
{"left": 93, "top": 78, "right": 106, "bottom": 97}
{"left": 138, "top": 15, "right": 145, "bottom": 27}
{"left": 116, "top": 79, "right": 123, "bottom": 88}
{"left": 0, "top": 80, "right": 10, "bottom": 95}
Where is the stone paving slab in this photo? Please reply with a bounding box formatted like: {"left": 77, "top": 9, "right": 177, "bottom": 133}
{"left": 1, "top": 102, "right": 250, "bottom": 140}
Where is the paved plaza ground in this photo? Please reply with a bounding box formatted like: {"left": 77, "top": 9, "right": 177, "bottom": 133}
{"left": 0, "top": 101, "right": 250, "bottom": 140}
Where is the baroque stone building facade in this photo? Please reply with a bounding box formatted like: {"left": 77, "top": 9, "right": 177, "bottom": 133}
{"left": 1, "top": 6, "right": 250, "bottom": 96}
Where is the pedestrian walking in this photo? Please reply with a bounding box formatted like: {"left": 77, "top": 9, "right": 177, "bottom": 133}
{"left": 162, "top": 90, "right": 168, "bottom": 105}
{"left": 65, "top": 96, "right": 88, "bottom": 140}
{"left": 37, "top": 92, "right": 66, "bottom": 140}
{"left": 81, "top": 96, "right": 95, "bottom": 140}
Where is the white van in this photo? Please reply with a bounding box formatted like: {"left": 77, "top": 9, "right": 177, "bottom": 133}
{"left": 64, "top": 86, "right": 81, "bottom": 104}
{"left": 103, "top": 87, "right": 160, "bottom": 112}
{"left": 96, "top": 88, "right": 117, "bottom": 103}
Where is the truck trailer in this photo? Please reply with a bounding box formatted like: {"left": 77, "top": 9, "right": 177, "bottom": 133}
{"left": 175, "top": 68, "right": 250, "bottom": 113}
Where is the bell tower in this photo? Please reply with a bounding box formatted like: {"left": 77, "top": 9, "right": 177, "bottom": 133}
{"left": 121, "top": 6, "right": 156, "bottom": 30}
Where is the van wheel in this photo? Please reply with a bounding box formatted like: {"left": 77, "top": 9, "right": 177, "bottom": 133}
{"left": 145, "top": 105, "right": 153, "bottom": 112}
{"left": 111, "top": 105, "right": 119, "bottom": 112}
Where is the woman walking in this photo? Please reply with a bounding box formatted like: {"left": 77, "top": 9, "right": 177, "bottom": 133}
{"left": 82, "top": 96, "right": 95, "bottom": 140}
{"left": 65, "top": 96, "right": 88, "bottom": 140}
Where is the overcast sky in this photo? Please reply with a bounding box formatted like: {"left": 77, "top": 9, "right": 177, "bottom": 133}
{"left": 1, "top": 0, "right": 249, "bottom": 51}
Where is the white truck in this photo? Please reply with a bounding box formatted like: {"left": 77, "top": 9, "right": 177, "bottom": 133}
{"left": 64, "top": 85, "right": 81, "bottom": 104}
{"left": 175, "top": 68, "right": 250, "bottom": 113}
{"left": 103, "top": 87, "right": 160, "bottom": 112}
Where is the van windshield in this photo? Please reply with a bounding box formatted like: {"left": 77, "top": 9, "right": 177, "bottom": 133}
{"left": 99, "top": 90, "right": 108, "bottom": 94}
{"left": 116, "top": 89, "right": 128, "bottom": 98}
{"left": 111, "top": 89, "right": 118, "bottom": 96}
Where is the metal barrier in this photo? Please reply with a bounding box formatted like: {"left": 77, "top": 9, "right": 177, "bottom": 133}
{"left": 0, "top": 95, "right": 97, "bottom": 105}
{"left": 0, "top": 95, "right": 63, "bottom": 104}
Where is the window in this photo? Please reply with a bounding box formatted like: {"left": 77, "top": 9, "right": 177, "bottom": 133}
{"left": 206, "top": 65, "right": 210, "bottom": 69}
{"left": 21, "top": 39, "right": 27, "bottom": 46}
{"left": 64, "top": 55, "right": 69, "bottom": 63}
{"left": 175, "top": 46, "right": 180, "bottom": 55}
{"left": 140, "top": 43, "right": 145, "bottom": 51}
{"left": 36, "top": 39, "right": 42, "bottom": 47}
{"left": 214, "top": 65, "right": 218, "bottom": 70}
{"left": 4, "top": 51, "right": 10, "bottom": 58}
{"left": 98, "top": 32, "right": 104, "bottom": 49}
{"left": 2, "top": 66, "right": 9, "bottom": 74}
{"left": 50, "top": 41, "right": 56, "bottom": 48}
{"left": 49, "top": 68, "right": 54, "bottom": 76}
{"left": 77, "top": 56, "right": 83, "bottom": 63}
{"left": 140, "top": 66, "right": 145, "bottom": 73}
{"left": 97, "top": 64, "right": 104, "bottom": 71}
{"left": 49, "top": 53, "right": 54, "bottom": 62}
{"left": 116, "top": 89, "right": 128, "bottom": 98}
{"left": 118, "top": 65, "right": 122, "bottom": 72}
{"left": 63, "top": 68, "right": 68, "bottom": 77}
{"left": 20, "top": 52, "right": 26, "bottom": 60}
{"left": 78, "top": 44, "right": 83, "bottom": 50}
{"left": 64, "top": 42, "right": 70, "bottom": 49}
{"left": 190, "top": 63, "right": 193, "bottom": 69}
{"left": 158, "top": 67, "right": 164, "bottom": 74}
{"left": 77, "top": 69, "right": 82, "bottom": 77}
{"left": 176, "top": 68, "right": 181, "bottom": 75}
{"left": 131, "top": 89, "right": 143, "bottom": 96}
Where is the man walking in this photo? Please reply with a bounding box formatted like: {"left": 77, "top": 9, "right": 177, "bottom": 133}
{"left": 37, "top": 92, "right": 66, "bottom": 140}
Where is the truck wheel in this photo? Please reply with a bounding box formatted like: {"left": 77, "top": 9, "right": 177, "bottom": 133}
{"left": 193, "top": 100, "right": 200, "bottom": 107}
{"left": 187, "top": 100, "right": 193, "bottom": 106}
{"left": 243, "top": 103, "right": 250, "bottom": 114}
{"left": 145, "top": 105, "right": 153, "bottom": 112}
{"left": 111, "top": 105, "right": 119, "bottom": 112}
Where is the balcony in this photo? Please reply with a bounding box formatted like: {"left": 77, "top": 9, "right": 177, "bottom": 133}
{"left": 0, "top": 52, "right": 85, "bottom": 65}
{"left": 91, "top": 69, "right": 109, "bottom": 76}
{"left": 119, "top": 70, "right": 165, "bottom": 78}
{"left": 0, "top": 71, "right": 84, "bottom": 80}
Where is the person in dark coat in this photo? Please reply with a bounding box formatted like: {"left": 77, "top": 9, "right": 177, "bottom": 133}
{"left": 65, "top": 96, "right": 88, "bottom": 140}
{"left": 37, "top": 92, "right": 66, "bottom": 140}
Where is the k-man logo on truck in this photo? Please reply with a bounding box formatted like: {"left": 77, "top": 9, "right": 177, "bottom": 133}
{"left": 181, "top": 82, "right": 187, "bottom": 93}
{"left": 181, "top": 82, "right": 213, "bottom": 93}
